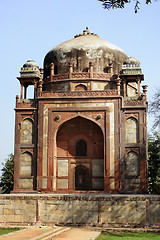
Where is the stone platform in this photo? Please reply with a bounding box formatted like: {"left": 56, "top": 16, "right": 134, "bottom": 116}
{"left": 0, "top": 194, "right": 159, "bottom": 227}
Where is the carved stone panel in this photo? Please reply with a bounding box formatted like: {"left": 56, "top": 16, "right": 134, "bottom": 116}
{"left": 19, "top": 178, "right": 33, "bottom": 189}
{"left": 21, "top": 119, "right": 33, "bottom": 144}
{"left": 92, "top": 178, "right": 104, "bottom": 190}
{"left": 57, "top": 179, "right": 68, "bottom": 189}
{"left": 92, "top": 159, "right": 104, "bottom": 177}
{"left": 20, "top": 152, "right": 32, "bottom": 176}
{"left": 58, "top": 160, "right": 68, "bottom": 177}
{"left": 125, "top": 117, "right": 138, "bottom": 143}
{"left": 125, "top": 151, "right": 139, "bottom": 177}
{"left": 125, "top": 179, "right": 140, "bottom": 190}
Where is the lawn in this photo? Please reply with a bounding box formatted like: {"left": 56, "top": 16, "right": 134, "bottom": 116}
{"left": 0, "top": 228, "right": 20, "bottom": 236}
{"left": 96, "top": 231, "right": 160, "bottom": 240}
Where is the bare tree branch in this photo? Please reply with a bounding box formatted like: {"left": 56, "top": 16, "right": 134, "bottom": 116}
{"left": 98, "top": 0, "right": 152, "bottom": 12}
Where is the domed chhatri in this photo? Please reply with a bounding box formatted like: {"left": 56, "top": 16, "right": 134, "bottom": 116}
{"left": 122, "top": 57, "right": 141, "bottom": 75}
{"left": 43, "top": 27, "right": 128, "bottom": 78}
{"left": 23, "top": 60, "right": 39, "bottom": 68}
{"left": 20, "top": 60, "right": 40, "bottom": 78}
{"left": 123, "top": 57, "right": 140, "bottom": 65}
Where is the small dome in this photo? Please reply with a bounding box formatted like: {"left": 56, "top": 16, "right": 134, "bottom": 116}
{"left": 123, "top": 57, "right": 140, "bottom": 65}
{"left": 122, "top": 57, "right": 141, "bottom": 75}
{"left": 20, "top": 60, "right": 40, "bottom": 78}
{"left": 23, "top": 60, "right": 39, "bottom": 69}
{"left": 43, "top": 28, "right": 128, "bottom": 78}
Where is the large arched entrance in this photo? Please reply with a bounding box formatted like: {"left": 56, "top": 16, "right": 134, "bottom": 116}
{"left": 56, "top": 116, "right": 104, "bottom": 191}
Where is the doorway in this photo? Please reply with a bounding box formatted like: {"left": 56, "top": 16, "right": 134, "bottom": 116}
{"left": 75, "top": 166, "right": 89, "bottom": 190}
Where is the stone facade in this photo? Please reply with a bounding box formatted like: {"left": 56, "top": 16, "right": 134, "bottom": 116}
{"left": 0, "top": 194, "right": 159, "bottom": 226}
{"left": 13, "top": 28, "right": 148, "bottom": 194}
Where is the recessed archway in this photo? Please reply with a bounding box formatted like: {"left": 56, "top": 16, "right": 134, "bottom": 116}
{"left": 56, "top": 116, "right": 104, "bottom": 191}
{"left": 75, "top": 84, "right": 87, "bottom": 91}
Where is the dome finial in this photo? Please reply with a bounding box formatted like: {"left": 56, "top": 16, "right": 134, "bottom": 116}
{"left": 74, "top": 27, "right": 99, "bottom": 38}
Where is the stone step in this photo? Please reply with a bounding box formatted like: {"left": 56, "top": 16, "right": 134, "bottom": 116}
{"left": 29, "top": 227, "right": 70, "bottom": 240}
{"left": 52, "top": 228, "right": 102, "bottom": 240}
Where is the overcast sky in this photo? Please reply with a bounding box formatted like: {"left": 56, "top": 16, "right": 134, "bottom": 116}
{"left": 0, "top": 0, "right": 160, "bottom": 171}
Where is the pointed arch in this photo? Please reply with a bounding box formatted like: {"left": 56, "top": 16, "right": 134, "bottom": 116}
{"left": 56, "top": 116, "right": 104, "bottom": 158}
{"left": 21, "top": 118, "right": 34, "bottom": 144}
{"left": 56, "top": 115, "right": 104, "bottom": 136}
{"left": 56, "top": 116, "right": 104, "bottom": 191}
{"left": 125, "top": 151, "right": 139, "bottom": 177}
{"left": 20, "top": 151, "right": 33, "bottom": 176}
{"left": 82, "top": 67, "right": 89, "bottom": 72}
{"left": 75, "top": 84, "right": 87, "bottom": 91}
{"left": 125, "top": 117, "right": 138, "bottom": 143}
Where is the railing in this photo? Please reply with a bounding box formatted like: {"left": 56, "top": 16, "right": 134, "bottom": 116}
{"left": 44, "top": 72, "right": 112, "bottom": 82}
{"left": 124, "top": 99, "right": 145, "bottom": 106}
{"left": 16, "top": 99, "right": 36, "bottom": 108}
{"left": 41, "top": 90, "right": 118, "bottom": 98}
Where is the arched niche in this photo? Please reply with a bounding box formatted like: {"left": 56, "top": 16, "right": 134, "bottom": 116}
{"left": 125, "top": 151, "right": 139, "bottom": 177}
{"left": 56, "top": 116, "right": 104, "bottom": 158}
{"left": 56, "top": 116, "right": 104, "bottom": 191}
{"left": 21, "top": 118, "right": 33, "bottom": 144}
{"left": 82, "top": 67, "right": 89, "bottom": 72}
{"left": 75, "top": 84, "right": 87, "bottom": 91}
{"left": 20, "top": 152, "right": 33, "bottom": 176}
{"left": 75, "top": 139, "right": 87, "bottom": 156}
{"left": 125, "top": 117, "right": 138, "bottom": 143}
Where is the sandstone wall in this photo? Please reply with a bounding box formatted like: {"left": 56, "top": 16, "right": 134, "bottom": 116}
{"left": 0, "top": 194, "right": 159, "bottom": 226}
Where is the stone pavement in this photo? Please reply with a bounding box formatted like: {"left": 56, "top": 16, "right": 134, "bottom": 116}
{"left": 0, "top": 226, "right": 101, "bottom": 240}
{"left": 52, "top": 227, "right": 101, "bottom": 239}
{"left": 0, "top": 226, "right": 69, "bottom": 240}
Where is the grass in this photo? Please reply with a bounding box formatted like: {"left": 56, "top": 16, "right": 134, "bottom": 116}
{"left": 0, "top": 227, "right": 20, "bottom": 236}
{"left": 96, "top": 231, "right": 160, "bottom": 240}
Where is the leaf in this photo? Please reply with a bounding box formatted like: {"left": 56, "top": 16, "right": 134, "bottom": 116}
{"left": 0, "top": 154, "right": 14, "bottom": 194}
{"left": 98, "top": 0, "right": 152, "bottom": 12}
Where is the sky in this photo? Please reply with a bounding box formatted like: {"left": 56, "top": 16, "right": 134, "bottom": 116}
{"left": 0, "top": 0, "right": 160, "bottom": 171}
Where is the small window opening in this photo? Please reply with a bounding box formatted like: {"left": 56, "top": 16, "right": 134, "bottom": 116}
{"left": 75, "top": 139, "right": 87, "bottom": 156}
{"left": 75, "top": 84, "right": 87, "bottom": 91}
{"left": 82, "top": 68, "right": 89, "bottom": 72}
{"left": 104, "top": 67, "right": 109, "bottom": 73}
{"left": 54, "top": 65, "right": 58, "bottom": 74}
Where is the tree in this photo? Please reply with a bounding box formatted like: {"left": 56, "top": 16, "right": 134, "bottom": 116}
{"left": 149, "top": 88, "right": 160, "bottom": 129}
{"left": 148, "top": 132, "right": 160, "bottom": 194}
{"left": 98, "top": 0, "right": 151, "bottom": 13}
{"left": 0, "top": 154, "right": 14, "bottom": 194}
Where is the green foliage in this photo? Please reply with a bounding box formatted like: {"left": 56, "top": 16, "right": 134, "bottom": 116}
{"left": 0, "top": 154, "right": 14, "bottom": 194}
{"left": 98, "top": 0, "right": 152, "bottom": 13}
{"left": 149, "top": 89, "right": 160, "bottom": 129}
{"left": 96, "top": 231, "right": 160, "bottom": 240}
{"left": 0, "top": 228, "right": 20, "bottom": 236}
{"left": 148, "top": 132, "right": 160, "bottom": 194}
